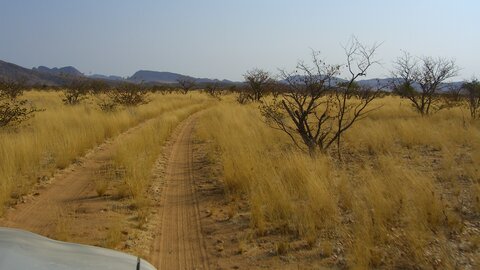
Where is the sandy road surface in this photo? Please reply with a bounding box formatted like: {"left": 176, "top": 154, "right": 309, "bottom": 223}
{"left": 1, "top": 113, "right": 211, "bottom": 269}
{"left": 149, "top": 115, "right": 210, "bottom": 269}
{"left": 0, "top": 117, "right": 159, "bottom": 237}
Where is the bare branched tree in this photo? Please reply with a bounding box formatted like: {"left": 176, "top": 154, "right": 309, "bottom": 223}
{"left": 89, "top": 80, "right": 110, "bottom": 94}
{"left": 95, "top": 94, "right": 118, "bottom": 112}
{"left": 204, "top": 82, "right": 221, "bottom": 99}
{"left": 462, "top": 79, "right": 480, "bottom": 120}
{"left": 392, "top": 52, "right": 459, "bottom": 115}
{"left": 62, "top": 79, "right": 91, "bottom": 105}
{"left": 236, "top": 85, "right": 253, "bottom": 104}
{"left": 108, "top": 83, "right": 150, "bottom": 106}
{"left": 243, "top": 68, "right": 273, "bottom": 102}
{"left": 90, "top": 82, "right": 117, "bottom": 112}
{"left": 177, "top": 77, "right": 196, "bottom": 94}
{"left": 0, "top": 81, "right": 40, "bottom": 127}
{"left": 261, "top": 38, "right": 382, "bottom": 157}
{"left": 269, "top": 81, "right": 288, "bottom": 98}
{"left": 260, "top": 58, "right": 340, "bottom": 155}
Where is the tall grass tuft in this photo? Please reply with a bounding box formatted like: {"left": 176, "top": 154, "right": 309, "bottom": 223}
{"left": 112, "top": 99, "right": 212, "bottom": 225}
{"left": 0, "top": 91, "right": 209, "bottom": 215}
{"left": 197, "top": 96, "right": 479, "bottom": 268}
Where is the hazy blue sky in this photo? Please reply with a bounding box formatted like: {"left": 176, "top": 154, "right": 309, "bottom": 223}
{"left": 0, "top": 0, "right": 478, "bottom": 81}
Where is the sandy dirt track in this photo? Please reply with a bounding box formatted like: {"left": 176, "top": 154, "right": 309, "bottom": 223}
{"left": 0, "top": 113, "right": 213, "bottom": 269}
{"left": 0, "top": 117, "right": 159, "bottom": 236}
{"left": 149, "top": 115, "right": 210, "bottom": 269}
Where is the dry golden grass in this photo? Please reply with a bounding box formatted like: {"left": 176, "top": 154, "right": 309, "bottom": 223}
{"left": 113, "top": 99, "right": 212, "bottom": 225}
{"left": 0, "top": 90, "right": 209, "bottom": 215}
{"left": 197, "top": 95, "right": 480, "bottom": 269}
{"left": 94, "top": 177, "right": 109, "bottom": 197}
{"left": 53, "top": 208, "right": 71, "bottom": 242}
{"left": 2, "top": 90, "right": 478, "bottom": 268}
{"left": 104, "top": 218, "right": 124, "bottom": 249}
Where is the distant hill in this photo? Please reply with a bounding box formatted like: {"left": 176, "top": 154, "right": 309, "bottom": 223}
{"left": 128, "top": 70, "right": 235, "bottom": 84}
{"left": 283, "top": 75, "right": 463, "bottom": 92}
{"left": 357, "top": 78, "right": 394, "bottom": 89}
{"left": 357, "top": 78, "right": 465, "bottom": 92}
{"left": 0, "top": 59, "right": 464, "bottom": 90}
{"left": 0, "top": 60, "right": 240, "bottom": 86}
{"left": 0, "top": 60, "right": 242, "bottom": 86}
{"left": 0, "top": 60, "right": 72, "bottom": 86}
{"left": 282, "top": 75, "right": 348, "bottom": 86}
{"left": 89, "top": 74, "right": 124, "bottom": 81}
{"left": 32, "top": 66, "right": 83, "bottom": 77}
{"left": 128, "top": 70, "right": 187, "bottom": 83}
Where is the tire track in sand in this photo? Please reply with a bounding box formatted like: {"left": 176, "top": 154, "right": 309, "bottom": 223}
{"left": 0, "top": 115, "right": 163, "bottom": 237}
{"left": 149, "top": 115, "right": 210, "bottom": 270}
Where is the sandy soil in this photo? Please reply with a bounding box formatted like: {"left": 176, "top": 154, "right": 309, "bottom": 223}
{"left": 0, "top": 112, "right": 220, "bottom": 269}
{"left": 0, "top": 115, "right": 176, "bottom": 249}
{"left": 1, "top": 110, "right": 351, "bottom": 270}
{"left": 148, "top": 115, "right": 210, "bottom": 269}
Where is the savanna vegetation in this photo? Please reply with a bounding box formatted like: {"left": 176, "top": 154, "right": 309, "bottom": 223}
{"left": 197, "top": 95, "right": 479, "bottom": 269}
{"left": 1, "top": 42, "right": 479, "bottom": 269}
{"left": 112, "top": 99, "right": 210, "bottom": 227}
{"left": 193, "top": 41, "right": 479, "bottom": 268}
{"left": 0, "top": 90, "right": 209, "bottom": 216}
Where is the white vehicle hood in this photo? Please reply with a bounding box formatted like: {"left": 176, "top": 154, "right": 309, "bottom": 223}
{"left": 0, "top": 227, "right": 156, "bottom": 270}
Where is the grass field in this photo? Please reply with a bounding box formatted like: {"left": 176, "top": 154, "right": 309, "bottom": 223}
{"left": 113, "top": 101, "right": 210, "bottom": 225}
{"left": 1, "top": 91, "right": 478, "bottom": 269}
{"left": 0, "top": 91, "right": 209, "bottom": 215}
{"left": 197, "top": 95, "right": 480, "bottom": 269}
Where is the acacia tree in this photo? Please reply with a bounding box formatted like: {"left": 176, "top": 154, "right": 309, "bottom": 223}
{"left": 177, "top": 77, "right": 196, "bottom": 94}
{"left": 89, "top": 80, "right": 110, "bottom": 94}
{"left": 243, "top": 68, "right": 273, "bottom": 102}
{"left": 392, "top": 52, "right": 459, "bottom": 116}
{"left": 62, "top": 79, "right": 91, "bottom": 105}
{"left": 204, "top": 82, "right": 221, "bottom": 99}
{"left": 462, "top": 79, "right": 480, "bottom": 120}
{"left": 0, "top": 81, "right": 39, "bottom": 127}
{"left": 260, "top": 38, "right": 382, "bottom": 157}
{"left": 108, "top": 83, "right": 150, "bottom": 106}
{"left": 236, "top": 85, "right": 253, "bottom": 104}
{"left": 90, "top": 82, "right": 117, "bottom": 112}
